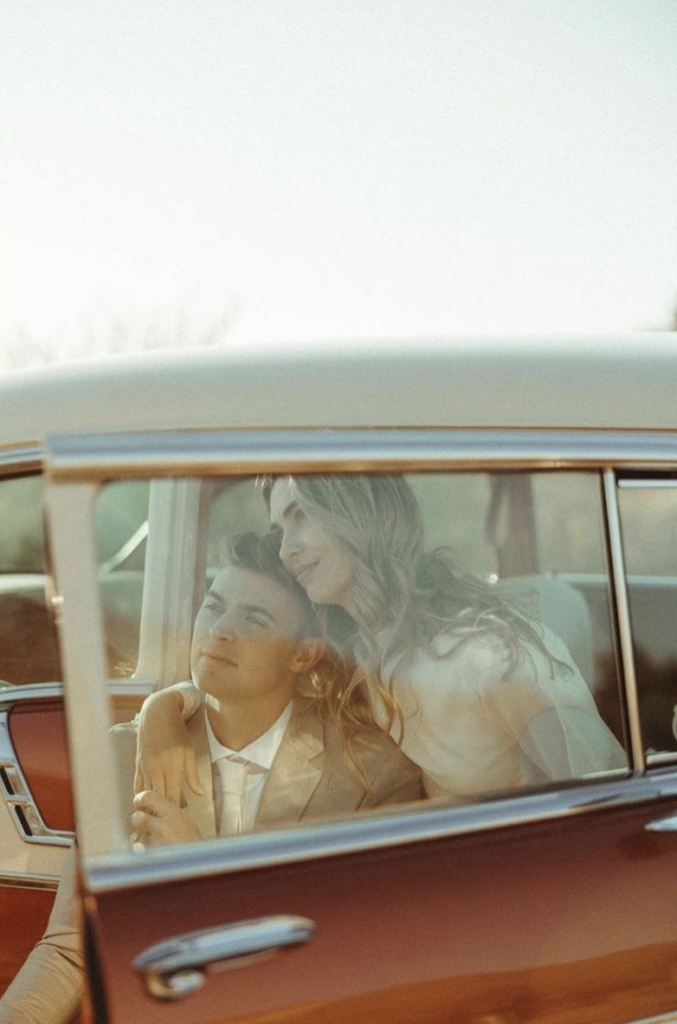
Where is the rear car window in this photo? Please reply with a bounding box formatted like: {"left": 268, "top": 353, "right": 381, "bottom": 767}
{"left": 0, "top": 474, "right": 60, "bottom": 686}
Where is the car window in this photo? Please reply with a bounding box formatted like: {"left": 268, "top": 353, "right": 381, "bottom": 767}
{"left": 0, "top": 473, "right": 61, "bottom": 686}
{"left": 93, "top": 469, "right": 628, "bottom": 853}
{"left": 94, "top": 481, "right": 149, "bottom": 678}
{"left": 617, "top": 479, "right": 677, "bottom": 759}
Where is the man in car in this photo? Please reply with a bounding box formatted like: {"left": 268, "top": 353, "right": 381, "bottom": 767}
{"left": 128, "top": 529, "right": 423, "bottom": 843}
{"left": 0, "top": 531, "right": 422, "bottom": 1024}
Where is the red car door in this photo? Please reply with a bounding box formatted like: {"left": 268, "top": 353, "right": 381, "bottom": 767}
{"left": 44, "top": 431, "right": 677, "bottom": 1024}
{"left": 81, "top": 774, "right": 677, "bottom": 1024}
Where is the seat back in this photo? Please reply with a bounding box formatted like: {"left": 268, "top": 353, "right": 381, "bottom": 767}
{"left": 498, "top": 574, "right": 594, "bottom": 688}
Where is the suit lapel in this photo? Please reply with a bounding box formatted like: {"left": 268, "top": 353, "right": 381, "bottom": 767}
{"left": 256, "top": 710, "right": 324, "bottom": 827}
{"left": 182, "top": 707, "right": 217, "bottom": 840}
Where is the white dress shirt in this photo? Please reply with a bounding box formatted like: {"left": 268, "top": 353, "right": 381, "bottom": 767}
{"left": 205, "top": 702, "right": 293, "bottom": 835}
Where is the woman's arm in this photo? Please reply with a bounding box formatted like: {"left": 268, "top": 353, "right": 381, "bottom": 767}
{"left": 134, "top": 682, "right": 204, "bottom": 804}
{"left": 488, "top": 629, "right": 628, "bottom": 783}
{"left": 404, "top": 627, "right": 626, "bottom": 793}
{"left": 515, "top": 703, "right": 627, "bottom": 784}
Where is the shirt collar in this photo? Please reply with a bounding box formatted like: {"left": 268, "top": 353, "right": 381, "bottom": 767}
{"left": 205, "top": 701, "right": 293, "bottom": 771}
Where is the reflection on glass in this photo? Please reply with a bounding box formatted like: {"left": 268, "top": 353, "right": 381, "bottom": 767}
{"left": 97, "top": 470, "right": 627, "bottom": 849}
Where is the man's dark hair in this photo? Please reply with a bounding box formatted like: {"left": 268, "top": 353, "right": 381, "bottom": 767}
{"left": 224, "top": 531, "right": 318, "bottom": 637}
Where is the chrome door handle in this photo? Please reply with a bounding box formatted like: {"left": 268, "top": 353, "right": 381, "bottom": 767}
{"left": 133, "top": 915, "right": 316, "bottom": 1001}
{"left": 645, "top": 812, "right": 677, "bottom": 832}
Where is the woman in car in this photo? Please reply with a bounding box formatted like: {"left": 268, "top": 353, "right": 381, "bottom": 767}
{"left": 139, "top": 473, "right": 626, "bottom": 801}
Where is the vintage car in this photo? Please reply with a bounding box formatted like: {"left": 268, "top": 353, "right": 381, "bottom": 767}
{"left": 2, "top": 335, "right": 677, "bottom": 1024}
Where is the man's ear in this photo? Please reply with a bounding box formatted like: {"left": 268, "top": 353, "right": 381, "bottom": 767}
{"left": 290, "top": 637, "right": 325, "bottom": 674}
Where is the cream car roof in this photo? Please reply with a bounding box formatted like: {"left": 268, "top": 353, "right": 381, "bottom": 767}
{"left": 1, "top": 334, "right": 675, "bottom": 448}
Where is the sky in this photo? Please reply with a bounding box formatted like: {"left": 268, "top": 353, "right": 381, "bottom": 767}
{"left": 1, "top": 1, "right": 676, "bottom": 365}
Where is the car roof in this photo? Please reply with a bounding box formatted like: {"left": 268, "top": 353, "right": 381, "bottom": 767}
{"left": 1, "top": 334, "right": 676, "bottom": 447}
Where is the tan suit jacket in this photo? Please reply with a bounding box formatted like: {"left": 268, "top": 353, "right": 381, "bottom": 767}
{"left": 180, "top": 701, "right": 423, "bottom": 837}
{"left": 0, "top": 704, "right": 422, "bottom": 1024}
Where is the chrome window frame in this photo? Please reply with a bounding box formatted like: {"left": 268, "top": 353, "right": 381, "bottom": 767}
{"left": 44, "top": 426, "right": 677, "bottom": 893}
{"left": 84, "top": 770, "right": 669, "bottom": 894}
{"left": 46, "top": 427, "right": 677, "bottom": 480}
{"left": 0, "top": 443, "right": 42, "bottom": 476}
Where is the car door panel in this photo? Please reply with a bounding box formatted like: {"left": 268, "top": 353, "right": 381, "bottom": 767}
{"left": 40, "top": 432, "right": 676, "bottom": 1024}
{"left": 86, "top": 787, "right": 677, "bottom": 1024}
{"left": 0, "top": 692, "right": 74, "bottom": 1004}
{"left": 8, "top": 699, "right": 75, "bottom": 832}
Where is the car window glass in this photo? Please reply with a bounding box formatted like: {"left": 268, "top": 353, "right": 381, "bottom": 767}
{"left": 93, "top": 469, "right": 628, "bottom": 854}
{"left": 617, "top": 481, "right": 677, "bottom": 758}
{"left": 94, "top": 481, "right": 149, "bottom": 679}
{"left": 0, "top": 474, "right": 61, "bottom": 686}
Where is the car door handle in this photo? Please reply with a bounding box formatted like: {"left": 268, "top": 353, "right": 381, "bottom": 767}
{"left": 132, "top": 915, "right": 316, "bottom": 1001}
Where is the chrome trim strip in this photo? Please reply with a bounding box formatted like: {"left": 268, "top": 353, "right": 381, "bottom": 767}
{"left": 0, "top": 710, "right": 72, "bottom": 846}
{"left": 98, "top": 520, "right": 148, "bottom": 574}
{"left": 0, "top": 443, "right": 43, "bottom": 474}
{"left": 617, "top": 479, "right": 677, "bottom": 489}
{"left": 0, "top": 872, "right": 60, "bottom": 891}
{"left": 603, "top": 470, "right": 645, "bottom": 772}
{"left": 47, "top": 428, "right": 677, "bottom": 480}
{"left": 647, "top": 752, "right": 677, "bottom": 767}
{"left": 0, "top": 682, "right": 66, "bottom": 709}
{"left": 625, "top": 1012, "right": 677, "bottom": 1024}
{"left": 0, "top": 680, "right": 152, "bottom": 712}
{"left": 83, "top": 770, "right": 654, "bottom": 894}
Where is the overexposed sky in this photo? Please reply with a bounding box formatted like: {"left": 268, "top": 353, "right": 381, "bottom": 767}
{"left": 1, "top": 1, "right": 676, "bottom": 361}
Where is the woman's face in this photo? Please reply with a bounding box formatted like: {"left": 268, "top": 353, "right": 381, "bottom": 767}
{"left": 269, "top": 478, "right": 357, "bottom": 616}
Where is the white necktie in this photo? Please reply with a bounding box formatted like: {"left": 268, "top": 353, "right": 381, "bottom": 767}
{"left": 217, "top": 755, "right": 249, "bottom": 836}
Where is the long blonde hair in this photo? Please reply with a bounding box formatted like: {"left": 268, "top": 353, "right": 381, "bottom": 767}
{"left": 265, "top": 473, "right": 567, "bottom": 739}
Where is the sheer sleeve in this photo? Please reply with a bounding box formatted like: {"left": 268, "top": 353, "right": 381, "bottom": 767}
{"left": 515, "top": 706, "right": 626, "bottom": 784}
{"left": 175, "top": 680, "right": 203, "bottom": 720}
{"left": 389, "top": 623, "right": 627, "bottom": 797}
{"left": 483, "top": 626, "right": 627, "bottom": 783}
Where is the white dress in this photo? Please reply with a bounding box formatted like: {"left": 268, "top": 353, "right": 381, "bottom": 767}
{"left": 373, "top": 623, "right": 627, "bottom": 800}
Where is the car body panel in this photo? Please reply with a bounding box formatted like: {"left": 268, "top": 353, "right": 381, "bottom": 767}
{"left": 8, "top": 701, "right": 74, "bottom": 832}
{"left": 88, "top": 790, "right": 677, "bottom": 1024}
{"left": 0, "top": 336, "right": 675, "bottom": 445}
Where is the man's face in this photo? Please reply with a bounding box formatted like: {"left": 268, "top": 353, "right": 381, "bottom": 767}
{"left": 190, "top": 565, "right": 312, "bottom": 707}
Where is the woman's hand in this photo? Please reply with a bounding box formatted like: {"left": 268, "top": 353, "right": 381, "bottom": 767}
{"left": 134, "top": 688, "right": 203, "bottom": 804}
{"left": 132, "top": 790, "right": 201, "bottom": 846}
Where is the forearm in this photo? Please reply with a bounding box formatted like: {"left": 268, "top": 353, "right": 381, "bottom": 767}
{"left": 139, "top": 681, "right": 202, "bottom": 724}
{"left": 0, "top": 938, "right": 82, "bottom": 1024}
{"left": 135, "top": 681, "right": 204, "bottom": 801}
{"left": 517, "top": 706, "right": 627, "bottom": 783}
{"left": 0, "top": 847, "right": 83, "bottom": 1024}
